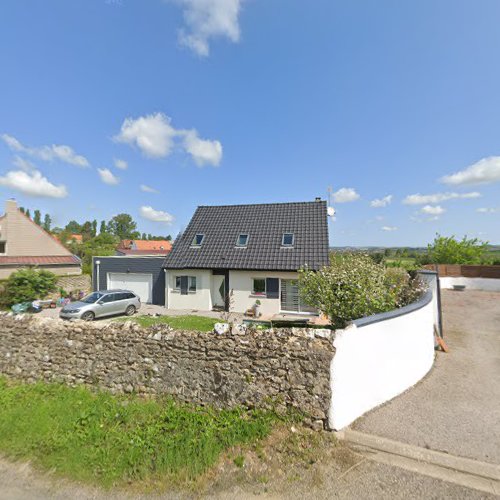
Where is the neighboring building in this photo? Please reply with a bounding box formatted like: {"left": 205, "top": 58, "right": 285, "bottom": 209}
{"left": 0, "top": 199, "right": 81, "bottom": 279}
{"left": 116, "top": 239, "right": 172, "bottom": 256}
{"left": 162, "top": 199, "right": 329, "bottom": 315}
{"left": 92, "top": 256, "right": 165, "bottom": 304}
{"left": 68, "top": 234, "right": 83, "bottom": 244}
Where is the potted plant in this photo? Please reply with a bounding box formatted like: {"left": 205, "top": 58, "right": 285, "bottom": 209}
{"left": 254, "top": 299, "right": 261, "bottom": 317}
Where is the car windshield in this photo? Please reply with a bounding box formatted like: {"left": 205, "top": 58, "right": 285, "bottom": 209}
{"left": 80, "top": 292, "right": 104, "bottom": 304}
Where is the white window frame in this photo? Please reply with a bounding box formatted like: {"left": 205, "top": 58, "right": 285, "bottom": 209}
{"left": 252, "top": 278, "right": 266, "bottom": 296}
{"left": 236, "top": 233, "right": 249, "bottom": 247}
{"left": 191, "top": 234, "right": 205, "bottom": 247}
{"left": 174, "top": 276, "right": 181, "bottom": 290}
{"left": 174, "top": 275, "right": 197, "bottom": 293}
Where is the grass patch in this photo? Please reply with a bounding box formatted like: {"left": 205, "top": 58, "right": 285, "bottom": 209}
{"left": 0, "top": 377, "right": 279, "bottom": 488}
{"left": 118, "top": 314, "right": 218, "bottom": 332}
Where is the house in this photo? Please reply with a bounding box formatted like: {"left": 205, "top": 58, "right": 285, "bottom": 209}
{"left": 162, "top": 199, "right": 329, "bottom": 315}
{"left": 68, "top": 234, "right": 83, "bottom": 244}
{"left": 116, "top": 239, "right": 172, "bottom": 256}
{"left": 0, "top": 199, "right": 81, "bottom": 279}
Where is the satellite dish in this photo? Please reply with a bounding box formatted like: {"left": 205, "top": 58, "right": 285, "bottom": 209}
{"left": 327, "top": 206, "right": 336, "bottom": 217}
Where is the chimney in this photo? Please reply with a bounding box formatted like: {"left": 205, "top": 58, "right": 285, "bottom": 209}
{"left": 5, "top": 199, "right": 17, "bottom": 214}
{"left": 315, "top": 197, "right": 322, "bottom": 202}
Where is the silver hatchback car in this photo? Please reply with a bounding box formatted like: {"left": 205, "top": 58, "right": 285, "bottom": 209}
{"left": 60, "top": 290, "right": 141, "bottom": 321}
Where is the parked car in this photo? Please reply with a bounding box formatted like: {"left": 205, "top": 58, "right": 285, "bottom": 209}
{"left": 59, "top": 290, "right": 140, "bottom": 321}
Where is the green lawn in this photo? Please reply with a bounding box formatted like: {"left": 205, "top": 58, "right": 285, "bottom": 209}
{"left": 118, "top": 314, "right": 219, "bottom": 332}
{"left": 0, "top": 377, "right": 279, "bottom": 487}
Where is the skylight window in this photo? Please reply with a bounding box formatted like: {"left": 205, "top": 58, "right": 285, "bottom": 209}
{"left": 282, "top": 233, "right": 294, "bottom": 247}
{"left": 236, "top": 234, "right": 249, "bottom": 247}
{"left": 192, "top": 234, "right": 205, "bottom": 246}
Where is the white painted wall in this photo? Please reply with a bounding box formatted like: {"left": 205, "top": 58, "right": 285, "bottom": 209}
{"left": 329, "top": 284, "right": 438, "bottom": 430}
{"left": 229, "top": 270, "right": 299, "bottom": 315}
{"left": 439, "top": 277, "right": 500, "bottom": 292}
{"left": 166, "top": 269, "right": 212, "bottom": 310}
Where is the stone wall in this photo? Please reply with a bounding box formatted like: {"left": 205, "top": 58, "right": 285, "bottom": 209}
{"left": 0, "top": 314, "right": 334, "bottom": 429}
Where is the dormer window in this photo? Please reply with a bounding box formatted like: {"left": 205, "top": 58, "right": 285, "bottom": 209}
{"left": 282, "top": 233, "right": 294, "bottom": 247}
{"left": 192, "top": 234, "right": 205, "bottom": 247}
{"left": 236, "top": 234, "right": 249, "bottom": 247}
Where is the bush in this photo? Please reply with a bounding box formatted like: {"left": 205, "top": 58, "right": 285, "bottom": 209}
{"left": 299, "top": 254, "right": 426, "bottom": 329}
{"left": 2, "top": 268, "right": 57, "bottom": 306}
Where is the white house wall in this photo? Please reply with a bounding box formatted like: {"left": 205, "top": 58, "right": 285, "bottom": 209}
{"left": 229, "top": 270, "right": 299, "bottom": 315}
{"left": 166, "top": 269, "right": 212, "bottom": 310}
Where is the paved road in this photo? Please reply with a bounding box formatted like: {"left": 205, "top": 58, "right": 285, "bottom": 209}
{"left": 353, "top": 289, "right": 500, "bottom": 465}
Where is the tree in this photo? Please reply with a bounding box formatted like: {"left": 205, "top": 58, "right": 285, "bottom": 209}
{"left": 33, "top": 210, "right": 42, "bottom": 226}
{"left": 99, "top": 220, "right": 107, "bottom": 234}
{"left": 106, "top": 213, "right": 140, "bottom": 240}
{"left": 25, "top": 209, "right": 31, "bottom": 219}
{"left": 19, "top": 207, "right": 25, "bottom": 214}
{"left": 81, "top": 221, "right": 93, "bottom": 242}
{"left": 79, "top": 233, "right": 119, "bottom": 274}
{"left": 65, "top": 220, "right": 82, "bottom": 234}
{"left": 91, "top": 220, "right": 97, "bottom": 237}
{"left": 427, "top": 234, "right": 488, "bottom": 265}
{"left": 43, "top": 213, "right": 52, "bottom": 232}
{"left": 142, "top": 233, "right": 147, "bottom": 240}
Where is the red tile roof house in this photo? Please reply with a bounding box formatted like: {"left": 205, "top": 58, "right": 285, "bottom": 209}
{"left": 0, "top": 199, "right": 81, "bottom": 279}
{"left": 116, "top": 239, "right": 172, "bottom": 256}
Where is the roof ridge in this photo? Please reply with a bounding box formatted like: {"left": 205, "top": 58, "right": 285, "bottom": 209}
{"left": 197, "top": 200, "right": 326, "bottom": 209}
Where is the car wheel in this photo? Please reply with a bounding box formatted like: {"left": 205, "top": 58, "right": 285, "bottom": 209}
{"left": 81, "top": 311, "right": 95, "bottom": 322}
{"left": 125, "top": 305, "right": 136, "bottom": 316}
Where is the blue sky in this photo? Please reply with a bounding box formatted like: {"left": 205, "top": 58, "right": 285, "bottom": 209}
{"left": 1, "top": 0, "right": 499, "bottom": 246}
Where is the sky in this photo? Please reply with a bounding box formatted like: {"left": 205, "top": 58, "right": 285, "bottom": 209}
{"left": 0, "top": 0, "right": 499, "bottom": 246}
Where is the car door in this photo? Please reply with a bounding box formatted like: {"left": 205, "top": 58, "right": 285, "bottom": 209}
{"left": 96, "top": 293, "right": 118, "bottom": 317}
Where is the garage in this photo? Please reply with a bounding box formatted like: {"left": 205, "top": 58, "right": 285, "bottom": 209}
{"left": 107, "top": 272, "right": 153, "bottom": 303}
{"left": 92, "top": 256, "right": 166, "bottom": 306}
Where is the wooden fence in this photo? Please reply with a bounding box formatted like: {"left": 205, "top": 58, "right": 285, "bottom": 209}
{"left": 424, "top": 264, "right": 500, "bottom": 279}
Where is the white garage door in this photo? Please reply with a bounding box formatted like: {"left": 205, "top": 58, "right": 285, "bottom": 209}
{"left": 107, "top": 273, "right": 153, "bottom": 303}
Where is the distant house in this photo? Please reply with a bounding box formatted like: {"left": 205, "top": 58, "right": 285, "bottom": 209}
{"left": 68, "top": 234, "right": 83, "bottom": 244}
{"left": 0, "top": 199, "right": 81, "bottom": 279}
{"left": 116, "top": 239, "right": 172, "bottom": 256}
{"left": 162, "top": 199, "right": 329, "bottom": 315}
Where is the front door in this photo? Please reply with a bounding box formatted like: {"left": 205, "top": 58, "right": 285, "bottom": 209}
{"left": 211, "top": 274, "right": 225, "bottom": 309}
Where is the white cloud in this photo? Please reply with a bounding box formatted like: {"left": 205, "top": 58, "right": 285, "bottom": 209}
{"left": 381, "top": 226, "right": 398, "bottom": 232}
{"left": 441, "top": 156, "right": 500, "bottom": 186}
{"left": 97, "top": 168, "right": 120, "bottom": 185}
{"left": 1, "top": 133, "right": 89, "bottom": 167}
{"left": 173, "top": 0, "right": 242, "bottom": 57}
{"left": 370, "top": 194, "right": 392, "bottom": 208}
{"left": 332, "top": 187, "right": 360, "bottom": 203}
{"left": 12, "top": 155, "right": 36, "bottom": 172}
{"left": 114, "top": 113, "right": 177, "bottom": 158}
{"left": 182, "top": 129, "right": 222, "bottom": 166}
{"left": 420, "top": 205, "right": 445, "bottom": 215}
{"left": 403, "top": 191, "right": 481, "bottom": 205}
{"left": 0, "top": 169, "right": 67, "bottom": 198}
{"left": 140, "top": 184, "right": 159, "bottom": 193}
{"left": 139, "top": 205, "right": 175, "bottom": 224}
{"left": 477, "top": 207, "right": 500, "bottom": 213}
{"left": 114, "top": 158, "right": 128, "bottom": 170}
{"left": 114, "top": 112, "right": 223, "bottom": 166}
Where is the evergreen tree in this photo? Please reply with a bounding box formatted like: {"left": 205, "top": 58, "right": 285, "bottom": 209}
{"left": 26, "top": 209, "right": 31, "bottom": 219}
{"left": 91, "top": 220, "right": 97, "bottom": 237}
{"left": 43, "top": 214, "right": 52, "bottom": 232}
{"left": 141, "top": 233, "right": 147, "bottom": 240}
{"left": 99, "top": 220, "right": 106, "bottom": 234}
{"left": 33, "top": 210, "right": 42, "bottom": 226}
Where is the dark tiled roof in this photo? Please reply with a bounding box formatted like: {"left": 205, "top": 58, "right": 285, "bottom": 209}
{"left": 0, "top": 255, "right": 81, "bottom": 266}
{"left": 163, "top": 201, "right": 329, "bottom": 271}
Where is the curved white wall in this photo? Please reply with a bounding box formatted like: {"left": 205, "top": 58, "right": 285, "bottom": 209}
{"left": 439, "top": 277, "right": 500, "bottom": 292}
{"left": 329, "top": 273, "right": 439, "bottom": 430}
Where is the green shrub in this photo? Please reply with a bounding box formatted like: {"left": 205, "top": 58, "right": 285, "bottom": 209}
{"left": 3, "top": 268, "right": 57, "bottom": 306}
{"left": 299, "top": 254, "right": 426, "bottom": 328}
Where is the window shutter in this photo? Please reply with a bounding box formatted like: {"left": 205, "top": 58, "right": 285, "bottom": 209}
{"left": 266, "top": 278, "right": 279, "bottom": 299}
{"left": 180, "top": 276, "right": 188, "bottom": 295}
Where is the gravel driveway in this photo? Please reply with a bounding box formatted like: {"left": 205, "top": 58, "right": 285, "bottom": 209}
{"left": 353, "top": 289, "right": 500, "bottom": 464}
